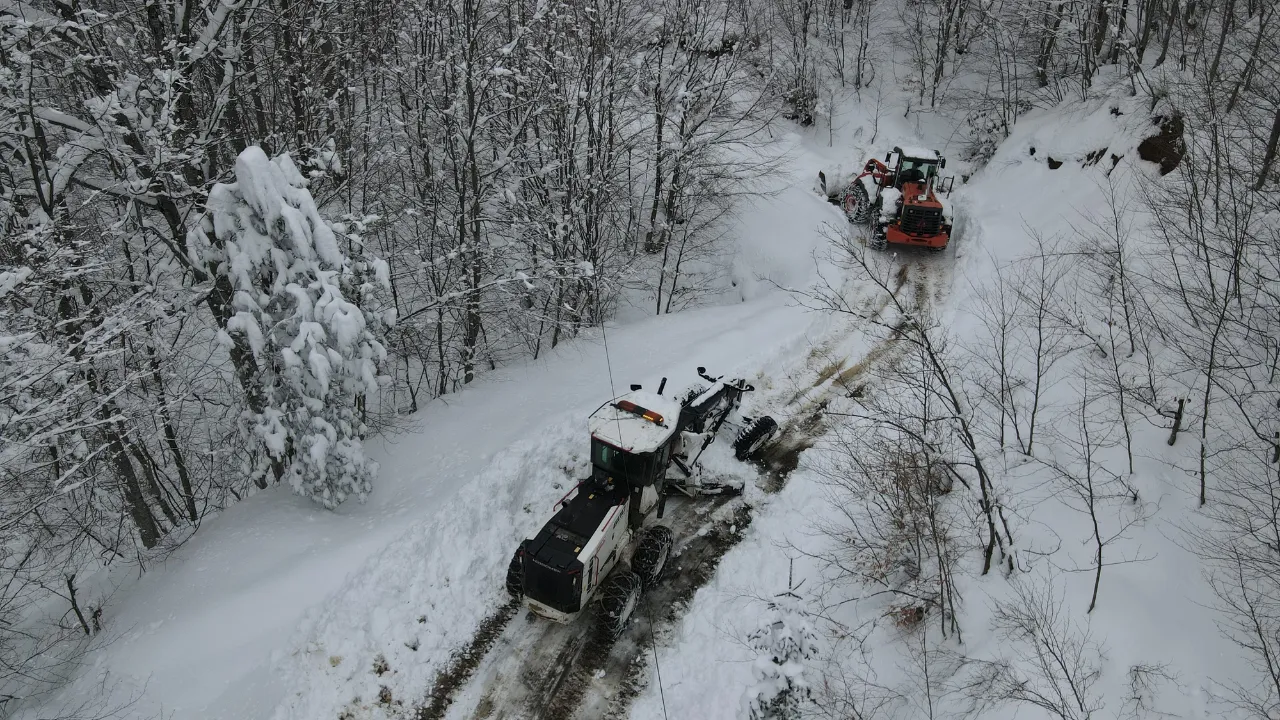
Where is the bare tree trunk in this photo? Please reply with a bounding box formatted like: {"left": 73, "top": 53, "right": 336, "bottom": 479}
{"left": 1254, "top": 107, "right": 1280, "bottom": 191}
{"left": 103, "top": 411, "right": 161, "bottom": 549}
{"left": 1157, "top": 0, "right": 1180, "bottom": 65}
{"left": 1224, "top": 4, "right": 1273, "bottom": 113}
{"left": 149, "top": 354, "right": 199, "bottom": 522}
{"left": 1207, "top": 0, "right": 1237, "bottom": 83}
{"left": 66, "top": 575, "right": 92, "bottom": 636}
{"left": 1037, "top": 2, "right": 1066, "bottom": 88}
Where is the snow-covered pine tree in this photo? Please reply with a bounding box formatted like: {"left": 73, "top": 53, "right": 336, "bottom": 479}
{"left": 743, "top": 590, "right": 821, "bottom": 720}
{"left": 191, "top": 147, "right": 391, "bottom": 508}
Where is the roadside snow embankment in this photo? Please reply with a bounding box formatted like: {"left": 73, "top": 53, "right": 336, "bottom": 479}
{"left": 629, "top": 85, "right": 1260, "bottom": 720}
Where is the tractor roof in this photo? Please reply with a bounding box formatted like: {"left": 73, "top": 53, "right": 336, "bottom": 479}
{"left": 588, "top": 389, "right": 683, "bottom": 454}
{"left": 896, "top": 145, "right": 940, "bottom": 161}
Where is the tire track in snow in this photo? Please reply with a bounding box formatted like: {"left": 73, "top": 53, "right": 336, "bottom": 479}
{"left": 443, "top": 492, "right": 752, "bottom": 720}
{"left": 413, "top": 431, "right": 815, "bottom": 720}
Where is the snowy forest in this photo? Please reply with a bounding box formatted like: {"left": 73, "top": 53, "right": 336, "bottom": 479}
{"left": 2, "top": 0, "right": 1279, "bottom": 715}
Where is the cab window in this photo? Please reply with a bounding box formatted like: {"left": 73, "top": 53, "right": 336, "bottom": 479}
{"left": 591, "top": 439, "right": 655, "bottom": 483}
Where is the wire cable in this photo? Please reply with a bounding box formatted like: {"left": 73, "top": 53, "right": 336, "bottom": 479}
{"left": 650, "top": 619, "right": 670, "bottom": 720}
{"left": 600, "top": 320, "right": 625, "bottom": 458}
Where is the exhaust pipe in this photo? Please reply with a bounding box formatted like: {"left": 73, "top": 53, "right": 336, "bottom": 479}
{"left": 657, "top": 377, "right": 667, "bottom": 395}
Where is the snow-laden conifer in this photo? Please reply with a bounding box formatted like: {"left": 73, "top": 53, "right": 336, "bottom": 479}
{"left": 744, "top": 591, "right": 821, "bottom": 720}
{"left": 194, "top": 147, "right": 391, "bottom": 508}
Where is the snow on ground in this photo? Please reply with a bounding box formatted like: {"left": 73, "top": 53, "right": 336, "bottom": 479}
{"left": 725, "top": 133, "right": 854, "bottom": 304}
{"left": 950, "top": 86, "right": 1158, "bottom": 284}
{"left": 627, "top": 452, "right": 835, "bottom": 720}
{"left": 24, "top": 44, "right": 1251, "bottom": 720}
{"left": 19, "top": 125, "right": 847, "bottom": 720}
{"left": 939, "top": 75, "right": 1253, "bottom": 717}
{"left": 625, "top": 72, "right": 1257, "bottom": 720}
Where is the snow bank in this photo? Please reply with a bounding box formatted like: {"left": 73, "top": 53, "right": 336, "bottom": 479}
{"left": 940, "top": 84, "right": 1253, "bottom": 718}
{"left": 723, "top": 133, "right": 849, "bottom": 303}
{"left": 949, "top": 90, "right": 1158, "bottom": 290}
{"left": 629, "top": 465, "right": 835, "bottom": 720}
{"left": 265, "top": 420, "right": 586, "bottom": 720}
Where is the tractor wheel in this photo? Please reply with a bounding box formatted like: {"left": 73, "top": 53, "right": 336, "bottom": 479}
{"left": 868, "top": 228, "right": 888, "bottom": 251}
{"left": 843, "top": 182, "right": 873, "bottom": 223}
{"left": 505, "top": 546, "right": 524, "bottom": 599}
{"left": 633, "top": 526, "right": 674, "bottom": 587}
{"left": 734, "top": 416, "right": 779, "bottom": 461}
{"left": 599, "top": 570, "right": 643, "bottom": 636}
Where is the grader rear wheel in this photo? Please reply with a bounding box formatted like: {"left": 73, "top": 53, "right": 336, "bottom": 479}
{"left": 633, "top": 526, "right": 674, "bottom": 587}
{"left": 599, "top": 570, "right": 643, "bottom": 636}
{"left": 505, "top": 547, "right": 524, "bottom": 599}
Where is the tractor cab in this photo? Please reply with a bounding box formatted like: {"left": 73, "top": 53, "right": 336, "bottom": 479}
{"left": 587, "top": 390, "right": 681, "bottom": 488}
{"left": 885, "top": 146, "right": 952, "bottom": 193}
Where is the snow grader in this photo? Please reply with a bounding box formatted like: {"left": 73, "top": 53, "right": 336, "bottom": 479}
{"left": 505, "top": 368, "right": 778, "bottom": 634}
{"left": 820, "top": 146, "right": 955, "bottom": 252}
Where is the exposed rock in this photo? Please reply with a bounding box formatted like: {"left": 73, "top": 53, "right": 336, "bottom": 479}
{"left": 1138, "top": 114, "right": 1185, "bottom": 175}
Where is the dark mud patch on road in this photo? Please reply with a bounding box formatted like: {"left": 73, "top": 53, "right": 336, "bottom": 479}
{"left": 417, "top": 600, "right": 522, "bottom": 720}
{"left": 756, "top": 401, "right": 826, "bottom": 493}
{"left": 580, "top": 503, "right": 755, "bottom": 720}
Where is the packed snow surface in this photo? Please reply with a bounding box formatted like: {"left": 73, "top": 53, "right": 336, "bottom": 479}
{"left": 626, "top": 74, "right": 1256, "bottom": 720}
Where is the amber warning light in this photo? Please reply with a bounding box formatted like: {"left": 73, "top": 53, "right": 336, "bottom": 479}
{"left": 614, "top": 400, "right": 664, "bottom": 425}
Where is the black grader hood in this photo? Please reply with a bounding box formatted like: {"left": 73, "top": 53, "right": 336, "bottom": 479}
{"left": 522, "top": 480, "right": 628, "bottom": 613}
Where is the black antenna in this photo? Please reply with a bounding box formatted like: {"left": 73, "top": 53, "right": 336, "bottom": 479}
{"left": 657, "top": 377, "right": 667, "bottom": 395}
{"left": 601, "top": 323, "right": 624, "bottom": 447}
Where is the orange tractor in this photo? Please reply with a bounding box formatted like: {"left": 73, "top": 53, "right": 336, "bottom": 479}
{"left": 820, "top": 146, "right": 955, "bottom": 252}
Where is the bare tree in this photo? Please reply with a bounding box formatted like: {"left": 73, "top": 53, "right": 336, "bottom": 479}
{"left": 791, "top": 227, "right": 1014, "bottom": 576}
{"left": 1010, "top": 233, "right": 1076, "bottom": 457}
{"left": 963, "top": 578, "right": 1105, "bottom": 720}
{"left": 1037, "top": 378, "right": 1150, "bottom": 613}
